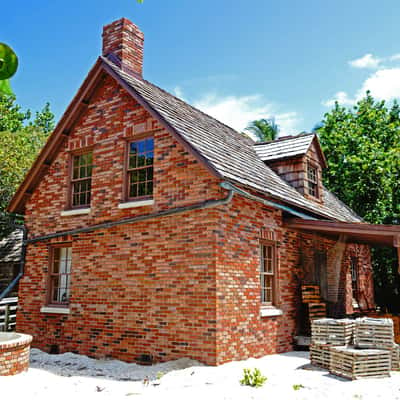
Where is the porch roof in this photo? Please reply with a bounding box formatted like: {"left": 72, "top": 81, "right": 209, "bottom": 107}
{"left": 284, "top": 218, "right": 400, "bottom": 248}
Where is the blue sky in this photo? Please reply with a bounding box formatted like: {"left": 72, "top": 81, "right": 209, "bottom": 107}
{"left": 3, "top": 0, "right": 400, "bottom": 135}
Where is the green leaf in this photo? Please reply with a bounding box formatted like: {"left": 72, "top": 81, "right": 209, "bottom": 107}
{"left": 0, "top": 79, "right": 13, "bottom": 95}
{"left": 0, "top": 43, "right": 18, "bottom": 80}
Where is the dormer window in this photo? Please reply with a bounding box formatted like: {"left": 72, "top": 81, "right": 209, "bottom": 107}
{"left": 307, "top": 163, "right": 318, "bottom": 198}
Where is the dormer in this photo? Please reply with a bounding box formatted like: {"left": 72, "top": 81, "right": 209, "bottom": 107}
{"left": 254, "top": 133, "right": 327, "bottom": 204}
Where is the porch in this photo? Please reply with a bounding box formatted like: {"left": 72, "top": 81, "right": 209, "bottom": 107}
{"left": 284, "top": 218, "right": 400, "bottom": 343}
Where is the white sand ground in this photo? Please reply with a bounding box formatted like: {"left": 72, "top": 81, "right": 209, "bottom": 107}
{"left": 0, "top": 349, "right": 399, "bottom": 399}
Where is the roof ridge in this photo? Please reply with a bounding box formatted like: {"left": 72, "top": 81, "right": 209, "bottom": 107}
{"left": 254, "top": 132, "right": 314, "bottom": 146}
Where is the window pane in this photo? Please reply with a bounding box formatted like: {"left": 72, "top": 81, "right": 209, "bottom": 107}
{"left": 129, "top": 154, "right": 137, "bottom": 169}
{"left": 145, "top": 138, "right": 154, "bottom": 151}
{"left": 146, "top": 152, "right": 154, "bottom": 166}
{"left": 147, "top": 181, "right": 153, "bottom": 196}
{"left": 138, "top": 182, "right": 146, "bottom": 197}
{"left": 130, "top": 183, "right": 138, "bottom": 198}
{"left": 137, "top": 140, "right": 145, "bottom": 153}
{"left": 147, "top": 167, "right": 153, "bottom": 181}
{"left": 130, "top": 142, "right": 137, "bottom": 154}
{"left": 137, "top": 155, "right": 146, "bottom": 167}
{"left": 139, "top": 169, "right": 146, "bottom": 182}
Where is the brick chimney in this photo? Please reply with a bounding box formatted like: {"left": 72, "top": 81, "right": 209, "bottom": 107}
{"left": 102, "top": 18, "right": 144, "bottom": 77}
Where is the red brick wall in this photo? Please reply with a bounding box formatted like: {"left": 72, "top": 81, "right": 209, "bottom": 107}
{"left": 25, "top": 75, "right": 221, "bottom": 237}
{"left": 215, "top": 195, "right": 300, "bottom": 363}
{"left": 19, "top": 210, "right": 219, "bottom": 364}
{"left": 18, "top": 75, "right": 223, "bottom": 365}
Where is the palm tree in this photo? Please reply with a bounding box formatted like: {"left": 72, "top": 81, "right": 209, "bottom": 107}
{"left": 244, "top": 118, "right": 279, "bottom": 142}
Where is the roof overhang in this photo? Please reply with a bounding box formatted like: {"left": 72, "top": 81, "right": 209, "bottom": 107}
{"left": 285, "top": 218, "right": 400, "bottom": 246}
{"left": 285, "top": 218, "right": 400, "bottom": 272}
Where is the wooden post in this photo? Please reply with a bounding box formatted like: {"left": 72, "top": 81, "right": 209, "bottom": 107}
{"left": 394, "top": 236, "right": 400, "bottom": 275}
{"left": 4, "top": 304, "right": 10, "bottom": 332}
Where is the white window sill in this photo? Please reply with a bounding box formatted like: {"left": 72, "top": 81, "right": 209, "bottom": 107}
{"left": 118, "top": 199, "right": 154, "bottom": 209}
{"left": 61, "top": 208, "right": 91, "bottom": 217}
{"left": 260, "top": 307, "right": 283, "bottom": 317}
{"left": 40, "top": 307, "right": 70, "bottom": 315}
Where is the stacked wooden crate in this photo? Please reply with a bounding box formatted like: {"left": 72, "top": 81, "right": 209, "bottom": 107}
{"left": 329, "top": 346, "right": 391, "bottom": 379}
{"left": 354, "top": 318, "right": 399, "bottom": 372}
{"left": 312, "top": 318, "right": 354, "bottom": 345}
{"left": 310, "top": 318, "right": 354, "bottom": 369}
{"left": 301, "top": 285, "right": 327, "bottom": 325}
{"left": 354, "top": 318, "right": 394, "bottom": 348}
{"left": 310, "top": 317, "right": 397, "bottom": 379}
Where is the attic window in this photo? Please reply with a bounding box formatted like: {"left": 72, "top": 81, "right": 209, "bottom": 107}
{"left": 71, "top": 152, "right": 93, "bottom": 208}
{"left": 307, "top": 163, "right": 318, "bottom": 198}
{"left": 126, "top": 137, "right": 154, "bottom": 200}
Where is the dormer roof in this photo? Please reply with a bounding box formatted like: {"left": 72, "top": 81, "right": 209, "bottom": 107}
{"left": 254, "top": 133, "right": 328, "bottom": 168}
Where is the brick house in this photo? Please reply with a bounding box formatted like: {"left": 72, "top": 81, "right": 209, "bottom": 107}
{"left": 7, "top": 18, "right": 400, "bottom": 365}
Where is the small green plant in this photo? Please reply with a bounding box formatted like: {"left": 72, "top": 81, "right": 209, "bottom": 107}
{"left": 240, "top": 368, "right": 267, "bottom": 388}
{"left": 156, "top": 371, "right": 165, "bottom": 380}
{"left": 293, "top": 384, "right": 305, "bottom": 391}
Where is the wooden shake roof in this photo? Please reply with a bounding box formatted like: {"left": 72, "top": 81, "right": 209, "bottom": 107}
{"left": 8, "top": 56, "right": 362, "bottom": 222}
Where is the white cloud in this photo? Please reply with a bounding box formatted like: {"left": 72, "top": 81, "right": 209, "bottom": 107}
{"left": 324, "top": 50, "right": 400, "bottom": 107}
{"left": 349, "top": 53, "right": 381, "bottom": 69}
{"left": 190, "top": 93, "right": 301, "bottom": 136}
{"left": 322, "top": 91, "right": 356, "bottom": 107}
{"left": 323, "top": 67, "right": 400, "bottom": 107}
{"left": 358, "top": 68, "right": 400, "bottom": 100}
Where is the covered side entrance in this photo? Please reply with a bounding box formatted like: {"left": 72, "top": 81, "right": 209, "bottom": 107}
{"left": 284, "top": 219, "right": 400, "bottom": 342}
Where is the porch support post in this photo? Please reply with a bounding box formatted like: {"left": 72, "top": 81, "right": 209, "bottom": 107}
{"left": 394, "top": 236, "right": 400, "bottom": 274}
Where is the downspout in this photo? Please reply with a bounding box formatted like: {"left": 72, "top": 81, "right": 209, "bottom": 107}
{"left": 0, "top": 225, "right": 27, "bottom": 301}
{"left": 220, "top": 181, "right": 317, "bottom": 220}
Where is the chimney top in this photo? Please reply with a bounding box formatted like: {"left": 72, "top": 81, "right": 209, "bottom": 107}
{"left": 102, "top": 18, "right": 144, "bottom": 77}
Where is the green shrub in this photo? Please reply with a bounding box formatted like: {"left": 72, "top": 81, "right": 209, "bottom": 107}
{"left": 240, "top": 368, "right": 267, "bottom": 388}
{"left": 293, "top": 384, "right": 305, "bottom": 391}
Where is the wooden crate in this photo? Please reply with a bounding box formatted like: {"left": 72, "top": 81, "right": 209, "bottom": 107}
{"left": 382, "top": 343, "right": 400, "bottom": 371}
{"left": 329, "top": 346, "right": 391, "bottom": 380}
{"left": 308, "top": 303, "right": 327, "bottom": 321}
{"left": 391, "top": 344, "right": 400, "bottom": 371}
{"left": 354, "top": 318, "right": 394, "bottom": 349}
{"left": 367, "top": 314, "right": 400, "bottom": 344}
{"left": 310, "top": 343, "right": 332, "bottom": 369}
{"left": 302, "top": 285, "right": 321, "bottom": 303}
{"left": 311, "top": 318, "right": 354, "bottom": 346}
